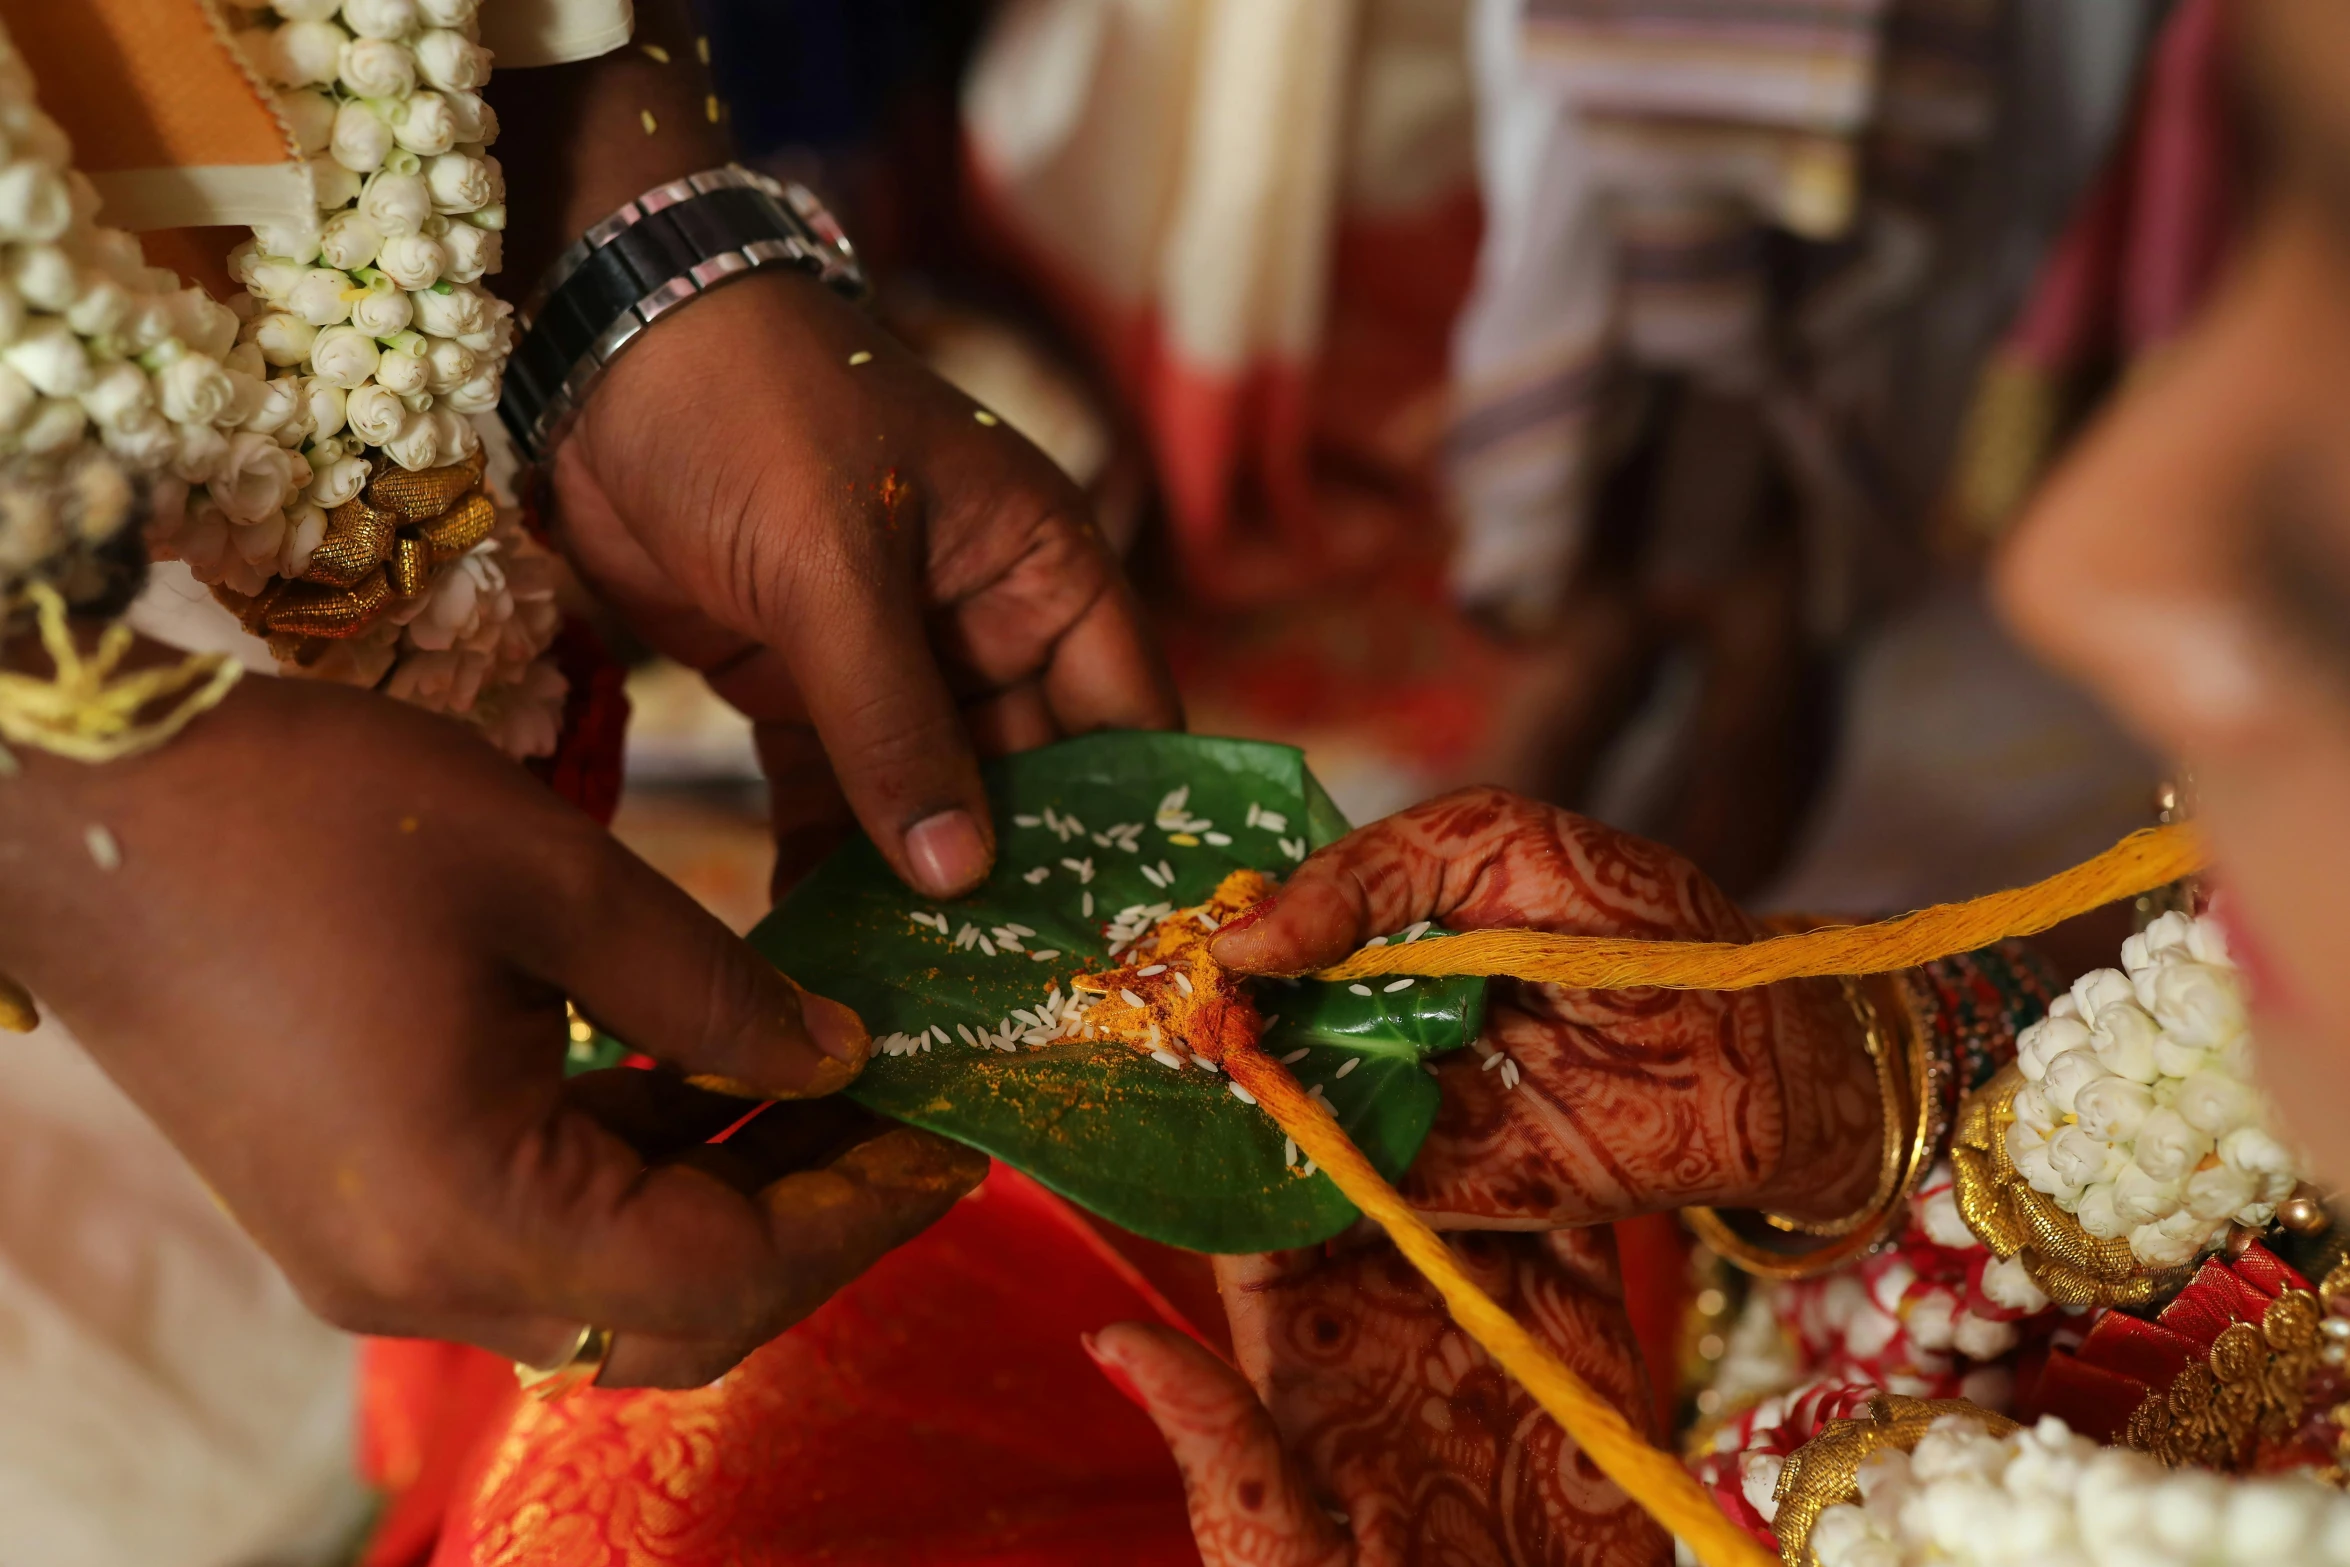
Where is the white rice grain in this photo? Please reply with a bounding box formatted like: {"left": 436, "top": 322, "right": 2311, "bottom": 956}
{"left": 1031, "top": 949, "right": 1061, "bottom": 962}
{"left": 1383, "top": 978, "right": 1414, "bottom": 993}
{"left": 978, "top": 936, "right": 998, "bottom": 957}
{"left": 1280, "top": 1048, "right": 1309, "bottom": 1065}
{"left": 1335, "top": 1057, "right": 1360, "bottom": 1079}
{"left": 1284, "top": 1137, "right": 1299, "bottom": 1168}
{"left": 1204, "top": 832, "right": 1232, "bottom": 846}
{"left": 1150, "top": 1048, "right": 1184, "bottom": 1071}
{"left": 1174, "top": 973, "right": 1194, "bottom": 996}
{"left": 1023, "top": 866, "right": 1052, "bottom": 885}
{"left": 1227, "top": 1081, "right": 1258, "bottom": 1105}
{"left": 1403, "top": 921, "right": 1432, "bottom": 942}
{"left": 956, "top": 1023, "right": 979, "bottom": 1047}
{"left": 1119, "top": 988, "right": 1147, "bottom": 1008}
{"left": 1481, "top": 1051, "right": 1506, "bottom": 1072}
{"left": 1348, "top": 984, "right": 1374, "bottom": 997}
{"left": 1137, "top": 964, "right": 1167, "bottom": 977}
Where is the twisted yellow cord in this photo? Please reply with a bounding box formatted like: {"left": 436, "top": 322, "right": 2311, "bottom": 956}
{"left": 1226, "top": 1047, "right": 1775, "bottom": 1567}
{"left": 1313, "top": 822, "right": 2204, "bottom": 991}
{"left": 0, "top": 582, "right": 243, "bottom": 764}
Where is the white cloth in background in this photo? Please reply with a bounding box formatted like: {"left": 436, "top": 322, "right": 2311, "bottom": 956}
{"left": 0, "top": 1018, "right": 363, "bottom": 1567}
{"left": 1445, "top": 0, "right": 2165, "bottom": 625}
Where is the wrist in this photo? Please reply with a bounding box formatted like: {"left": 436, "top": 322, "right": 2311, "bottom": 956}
{"left": 499, "top": 168, "right": 863, "bottom": 465}
{"left": 1751, "top": 976, "right": 1895, "bottom": 1220}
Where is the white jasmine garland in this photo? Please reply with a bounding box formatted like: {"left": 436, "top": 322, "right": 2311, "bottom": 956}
{"left": 192, "top": 0, "right": 550, "bottom": 751}
{"left": 2003, "top": 914, "right": 2305, "bottom": 1270}
{"left": 1807, "top": 1413, "right": 2350, "bottom": 1567}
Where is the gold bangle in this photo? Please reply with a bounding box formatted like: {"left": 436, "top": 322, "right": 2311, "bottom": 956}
{"left": 514, "top": 1322, "right": 615, "bottom": 1402}
{"left": 1761, "top": 976, "right": 1906, "bottom": 1237}
{"left": 1686, "top": 972, "right": 1934, "bottom": 1281}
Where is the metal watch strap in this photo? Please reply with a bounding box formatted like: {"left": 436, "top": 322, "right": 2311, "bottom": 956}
{"left": 498, "top": 165, "right": 866, "bottom": 464}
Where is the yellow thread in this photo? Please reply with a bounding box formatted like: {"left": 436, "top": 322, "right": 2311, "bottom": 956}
{"left": 1225, "top": 1046, "right": 1773, "bottom": 1567}
{"left": 0, "top": 584, "right": 243, "bottom": 763}
{"left": 1312, "top": 823, "right": 2203, "bottom": 991}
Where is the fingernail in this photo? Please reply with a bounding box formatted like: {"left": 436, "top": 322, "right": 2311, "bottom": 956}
{"left": 797, "top": 986, "right": 871, "bottom": 1066}
{"left": 905, "top": 809, "right": 991, "bottom": 897}
{"left": 1209, "top": 902, "right": 1273, "bottom": 967}
{"left": 1081, "top": 1332, "right": 1149, "bottom": 1411}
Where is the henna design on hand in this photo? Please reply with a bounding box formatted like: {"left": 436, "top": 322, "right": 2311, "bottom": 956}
{"left": 1214, "top": 788, "right": 1883, "bottom": 1228}
{"left": 1216, "top": 1226, "right": 1671, "bottom": 1566}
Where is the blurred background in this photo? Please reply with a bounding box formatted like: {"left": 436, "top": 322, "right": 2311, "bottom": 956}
{"left": 611, "top": 0, "right": 2206, "bottom": 967}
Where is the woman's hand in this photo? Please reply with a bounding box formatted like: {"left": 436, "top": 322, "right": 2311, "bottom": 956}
{"left": 1088, "top": 1227, "right": 1670, "bottom": 1566}
{"left": 1212, "top": 787, "right": 1882, "bottom": 1228}
{"left": 0, "top": 671, "right": 986, "bottom": 1388}
{"left": 551, "top": 272, "right": 1183, "bottom": 899}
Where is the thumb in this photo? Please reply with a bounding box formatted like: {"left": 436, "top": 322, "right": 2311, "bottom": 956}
{"left": 1084, "top": 1322, "right": 1352, "bottom": 1567}
{"left": 549, "top": 835, "right": 870, "bottom": 1100}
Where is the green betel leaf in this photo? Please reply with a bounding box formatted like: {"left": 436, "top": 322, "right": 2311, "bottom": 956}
{"left": 745, "top": 732, "right": 1486, "bottom": 1254}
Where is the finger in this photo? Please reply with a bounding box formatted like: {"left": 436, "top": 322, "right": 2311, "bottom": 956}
{"left": 1085, "top": 1322, "right": 1351, "bottom": 1566}
{"left": 755, "top": 723, "right": 857, "bottom": 896}
{"left": 1209, "top": 787, "right": 1527, "bottom": 975}
{"left": 1037, "top": 573, "right": 1185, "bottom": 736}
{"left": 595, "top": 1126, "right": 987, "bottom": 1387}
{"left": 548, "top": 834, "right": 869, "bottom": 1101}
{"left": 562, "top": 1068, "right": 757, "bottom": 1162}
{"left": 1211, "top": 786, "right": 1690, "bottom": 975}
{"left": 766, "top": 520, "right": 997, "bottom": 900}
{"left": 962, "top": 680, "right": 1059, "bottom": 756}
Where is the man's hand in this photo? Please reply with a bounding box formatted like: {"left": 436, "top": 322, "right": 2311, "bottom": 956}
{"left": 1087, "top": 1229, "right": 1671, "bottom": 1567}
{"left": 550, "top": 274, "right": 1180, "bottom": 898}
{"left": 0, "top": 675, "right": 986, "bottom": 1388}
{"left": 1210, "top": 787, "right": 1882, "bottom": 1228}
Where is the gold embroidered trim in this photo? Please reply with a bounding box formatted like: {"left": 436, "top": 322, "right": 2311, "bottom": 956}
{"left": 1773, "top": 1395, "right": 2020, "bottom": 1566}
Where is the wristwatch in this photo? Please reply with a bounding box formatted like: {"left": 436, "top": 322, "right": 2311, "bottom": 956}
{"left": 498, "top": 165, "right": 866, "bottom": 464}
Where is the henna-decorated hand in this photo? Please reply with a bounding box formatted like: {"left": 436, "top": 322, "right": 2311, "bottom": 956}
{"left": 1212, "top": 787, "right": 1882, "bottom": 1228}
{"left": 1087, "top": 1228, "right": 1670, "bottom": 1566}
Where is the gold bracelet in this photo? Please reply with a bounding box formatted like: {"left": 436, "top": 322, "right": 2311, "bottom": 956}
{"left": 1761, "top": 976, "right": 1906, "bottom": 1237}
{"left": 1685, "top": 972, "right": 1933, "bottom": 1281}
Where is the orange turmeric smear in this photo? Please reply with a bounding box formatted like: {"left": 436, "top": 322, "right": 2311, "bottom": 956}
{"left": 1073, "top": 868, "right": 1273, "bottom": 1067}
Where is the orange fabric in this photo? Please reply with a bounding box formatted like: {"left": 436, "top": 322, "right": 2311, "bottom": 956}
{"left": 367, "top": 1167, "right": 1204, "bottom": 1567}
{"left": 0, "top": 0, "right": 288, "bottom": 173}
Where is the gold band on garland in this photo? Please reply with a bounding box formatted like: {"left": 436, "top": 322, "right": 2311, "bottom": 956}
{"left": 1772, "top": 1396, "right": 2021, "bottom": 1566}
{"left": 213, "top": 452, "right": 495, "bottom": 662}
{"left": 1950, "top": 1060, "right": 2190, "bottom": 1309}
